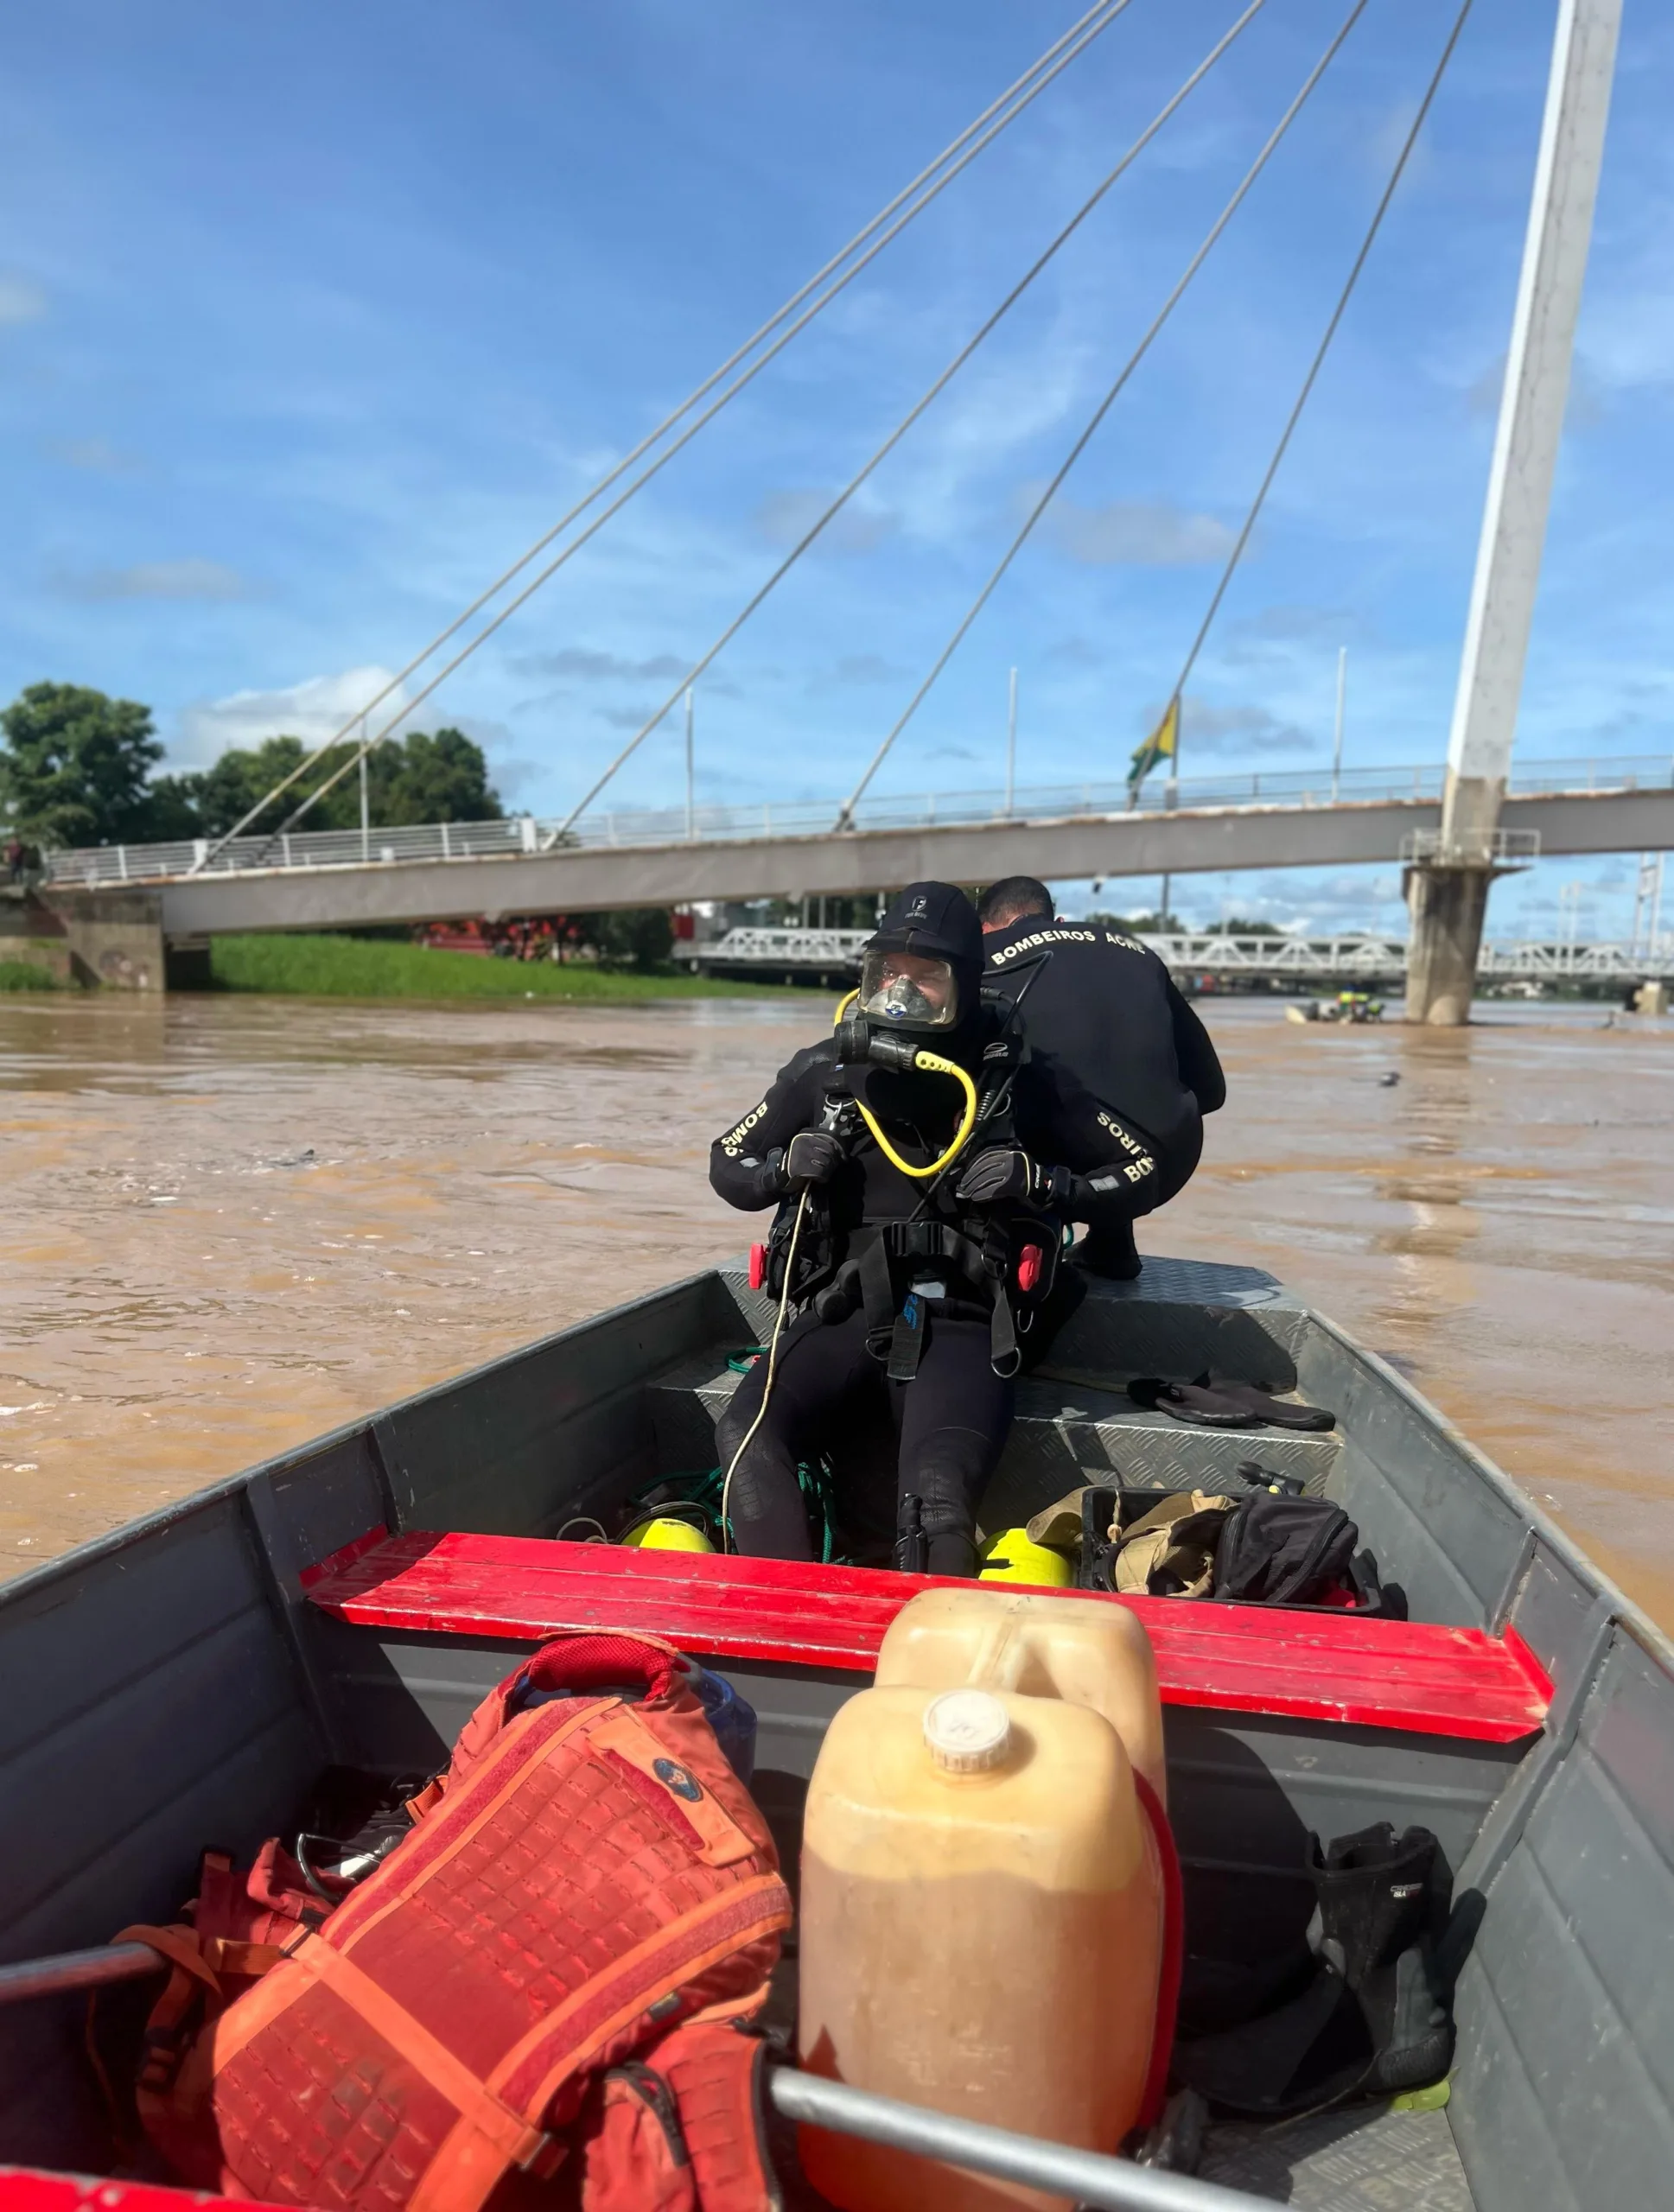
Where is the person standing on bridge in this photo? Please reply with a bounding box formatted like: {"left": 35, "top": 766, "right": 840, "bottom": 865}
{"left": 976, "top": 875, "right": 1225, "bottom": 1281}
{"left": 708, "top": 881, "right": 1092, "bottom": 1574}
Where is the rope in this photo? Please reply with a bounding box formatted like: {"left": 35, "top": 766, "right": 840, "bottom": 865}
{"left": 719, "top": 1187, "right": 811, "bottom": 1554}
{"left": 191, "top": 0, "right": 1140, "bottom": 866}
{"left": 546, "top": 0, "right": 1268, "bottom": 845}
{"left": 1156, "top": 0, "right": 1476, "bottom": 772}
{"left": 831, "top": 0, "right": 1373, "bottom": 832}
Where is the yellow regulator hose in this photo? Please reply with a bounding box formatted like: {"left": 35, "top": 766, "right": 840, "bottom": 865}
{"left": 833, "top": 991, "right": 979, "bottom": 1179}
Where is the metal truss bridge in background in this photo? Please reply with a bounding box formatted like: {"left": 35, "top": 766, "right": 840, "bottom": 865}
{"left": 691, "top": 925, "right": 1674, "bottom": 986}
{"left": 1141, "top": 933, "right": 1674, "bottom": 983}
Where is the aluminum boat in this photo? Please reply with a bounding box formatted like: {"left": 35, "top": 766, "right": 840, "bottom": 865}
{"left": 1, "top": 1252, "right": 1668, "bottom": 2211}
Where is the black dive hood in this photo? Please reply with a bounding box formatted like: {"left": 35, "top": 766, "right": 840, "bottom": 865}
{"left": 837, "top": 881, "right": 984, "bottom": 1071}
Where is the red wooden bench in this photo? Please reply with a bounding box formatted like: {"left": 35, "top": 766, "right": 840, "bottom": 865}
{"left": 302, "top": 1530, "right": 1552, "bottom": 1745}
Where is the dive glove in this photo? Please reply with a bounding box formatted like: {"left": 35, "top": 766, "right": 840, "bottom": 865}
{"left": 785, "top": 1128, "right": 843, "bottom": 1186}
{"left": 955, "top": 1146, "right": 1075, "bottom": 1211}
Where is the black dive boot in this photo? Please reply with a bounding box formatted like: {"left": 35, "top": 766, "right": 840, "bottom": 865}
{"left": 1073, "top": 1218, "right": 1141, "bottom": 1281}
{"left": 1314, "top": 1822, "right": 1454, "bottom": 2096}
{"left": 1174, "top": 1822, "right": 1453, "bottom": 2116}
{"left": 894, "top": 1492, "right": 928, "bottom": 1575}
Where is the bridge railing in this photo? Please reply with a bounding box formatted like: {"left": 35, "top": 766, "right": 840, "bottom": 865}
{"left": 36, "top": 752, "right": 1672, "bottom": 890}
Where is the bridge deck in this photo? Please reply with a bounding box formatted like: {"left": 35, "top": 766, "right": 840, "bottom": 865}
{"left": 33, "top": 760, "right": 1672, "bottom": 936}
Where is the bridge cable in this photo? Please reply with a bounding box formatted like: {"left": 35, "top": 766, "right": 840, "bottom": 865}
{"left": 831, "top": 0, "right": 1372, "bottom": 834}
{"left": 263, "top": 0, "right": 1143, "bottom": 849}
{"left": 191, "top": 0, "right": 1140, "bottom": 868}
{"left": 544, "top": 0, "right": 1272, "bottom": 846}
{"left": 1154, "top": 0, "right": 1475, "bottom": 791}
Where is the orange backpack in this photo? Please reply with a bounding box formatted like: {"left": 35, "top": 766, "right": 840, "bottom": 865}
{"left": 118, "top": 1633, "right": 792, "bottom": 2212}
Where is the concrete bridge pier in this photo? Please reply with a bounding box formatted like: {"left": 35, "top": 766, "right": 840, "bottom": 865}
{"left": 1, "top": 885, "right": 167, "bottom": 989}
{"left": 1400, "top": 842, "right": 1502, "bottom": 1020}
{"left": 1403, "top": 769, "right": 1524, "bottom": 1026}
{"left": 1405, "top": 860, "right": 1492, "bottom": 1028}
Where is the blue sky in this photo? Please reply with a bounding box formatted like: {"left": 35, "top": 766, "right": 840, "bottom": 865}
{"left": 3, "top": 0, "right": 1671, "bottom": 934}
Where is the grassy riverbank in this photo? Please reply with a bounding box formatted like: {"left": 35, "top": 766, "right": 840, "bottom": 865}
{"left": 204, "top": 933, "right": 809, "bottom": 1003}
{"left": 0, "top": 959, "right": 67, "bottom": 991}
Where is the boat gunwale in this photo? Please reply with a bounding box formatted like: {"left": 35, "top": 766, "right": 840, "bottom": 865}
{"left": 1303, "top": 1300, "right": 1674, "bottom": 1677}
{"left": 2, "top": 1255, "right": 1667, "bottom": 1694}
{"left": 0, "top": 1266, "right": 721, "bottom": 1615}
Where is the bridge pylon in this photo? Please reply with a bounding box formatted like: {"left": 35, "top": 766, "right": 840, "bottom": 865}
{"left": 1406, "top": 0, "right": 1620, "bottom": 1024}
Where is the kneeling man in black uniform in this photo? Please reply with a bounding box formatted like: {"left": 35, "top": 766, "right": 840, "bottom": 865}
{"left": 710, "top": 881, "right": 1104, "bottom": 1573}
{"left": 977, "top": 875, "right": 1225, "bottom": 1279}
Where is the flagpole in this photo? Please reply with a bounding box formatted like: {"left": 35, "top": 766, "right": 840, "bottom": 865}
{"left": 1167, "top": 690, "right": 1181, "bottom": 804}
{"left": 1161, "top": 691, "right": 1178, "bottom": 925}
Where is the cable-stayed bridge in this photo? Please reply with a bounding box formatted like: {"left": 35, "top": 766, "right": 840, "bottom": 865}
{"left": 37, "top": 1, "right": 1628, "bottom": 1012}
{"left": 42, "top": 754, "right": 1673, "bottom": 938}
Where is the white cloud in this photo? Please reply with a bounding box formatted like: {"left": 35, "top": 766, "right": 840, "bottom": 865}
{"left": 48, "top": 436, "right": 139, "bottom": 474}
{"left": 1154, "top": 700, "right": 1313, "bottom": 757}
{"left": 512, "top": 645, "right": 691, "bottom": 683}
{"left": 176, "top": 664, "right": 416, "bottom": 764}
{"left": 1575, "top": 221, "right": 1674, "bottom": 394}
{"left": 830, "top": 653, "right": 908, "bottom": 685}
{"left": 1464, "top": 350, "right": 1606, "bottom": 428}
{"left": 754, "top": 488, "right": 897, "bottom": 555}
{"left": 0, "top": 271, "right": 47, "bottom": 326}
{"left": 1060, "top": 865, "right": 1410, "bottom": 934}
{"left": 58, "top": 558, "right": 252, "bottom": 601}
{"left": 1035, "top": 493, "right": 1236, "bottom": 568}
{"left": 1363, "top": 100, "right": 1435, "bottom": 192}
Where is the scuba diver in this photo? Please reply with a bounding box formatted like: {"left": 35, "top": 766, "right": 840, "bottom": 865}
{"left": 709, "top": 881, "right": 1096, "bottom": 1575}
{"left": 977, "top": 875, "right": 1225, "bottom": 1280}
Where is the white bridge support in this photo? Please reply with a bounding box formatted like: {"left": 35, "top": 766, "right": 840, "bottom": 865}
{"left": 1408, "top": 0, "right": 1622, "bottom": 1024}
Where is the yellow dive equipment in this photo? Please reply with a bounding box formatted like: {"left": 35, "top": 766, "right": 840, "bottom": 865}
{"left": 978, "top": 1528, "right": 1074, "bottom": 1587}
{"left": 621, "top": 1515, "right": 716, "bottom": 1554}
{"left": 833, "top": 989, "right": 978, "bottom": 1179}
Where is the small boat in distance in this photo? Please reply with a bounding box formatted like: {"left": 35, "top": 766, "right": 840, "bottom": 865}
{"left": 0, "top": 1251, "right": 1668, "bottom": 2209}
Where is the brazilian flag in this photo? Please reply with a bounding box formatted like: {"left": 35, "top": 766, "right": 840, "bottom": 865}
{"left": 1129, "top": 696, "right": 1179, "bottom": 795}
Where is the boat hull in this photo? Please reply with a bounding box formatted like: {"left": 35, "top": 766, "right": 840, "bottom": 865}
{"left": 0, "top": 1254, "right": 1668, "bottom": 2209}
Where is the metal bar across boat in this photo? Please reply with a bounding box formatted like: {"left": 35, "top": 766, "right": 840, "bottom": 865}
{"left": 0, "top": 1945, "right": 160, "bottom": 2005}
{"left": 0, "top": 1951, "right": 1271, "bottom": 2208}
{"left": 769, "top": 2069, "right": 1273, "bottom": 2211}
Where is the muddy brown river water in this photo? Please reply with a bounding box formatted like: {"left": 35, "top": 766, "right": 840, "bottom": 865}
{"left": 2, "top": 990, "right": 1670, "bottom": 1628}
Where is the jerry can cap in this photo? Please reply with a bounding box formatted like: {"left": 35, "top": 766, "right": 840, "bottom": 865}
{"left": 924, "top": 1689, "right": 1011, "bottom": 1773}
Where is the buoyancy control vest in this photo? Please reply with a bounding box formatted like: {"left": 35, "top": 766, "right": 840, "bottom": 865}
{"left": 756, "top": 1013, "right": 1069, "bottom": 1378}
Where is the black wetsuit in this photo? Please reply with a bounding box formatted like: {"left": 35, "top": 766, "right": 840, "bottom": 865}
{"left": 709, "top": 1033, "right": 1022, "bottom": 1576}
{"left": 983, "top": 919, "right": 1225, "bottom": 1238}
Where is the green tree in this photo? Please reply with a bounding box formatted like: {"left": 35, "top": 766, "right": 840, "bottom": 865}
{"left": 0, "top": 682, "right": 163, "bottom": 845}
{"left": 576, "top": 908, "right": 675, "bottom": 969}
{"left": 174, "top": 728, "right": 504, "bottom": 837}
{"left": 372, "top": 728, "right": 502, "bottom": 825}
{"left": 155, "top": 735, "right": 313, "bottom": 839}
{"left": 0, "top": 692, "right": 506, "bottom": 847}
{"left": 135, "top": 772, "right": 210, "bottom": 842}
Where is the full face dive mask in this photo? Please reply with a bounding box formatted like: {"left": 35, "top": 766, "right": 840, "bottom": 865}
{"left": 826, "top": 882, "right": 983, "bottom": 1174}
{"left": 855, "top": 949, "right": 961, "bottom": 1032}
